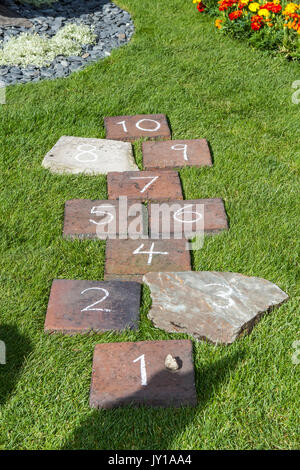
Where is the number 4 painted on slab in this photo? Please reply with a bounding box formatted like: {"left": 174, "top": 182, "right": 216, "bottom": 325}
{"left": 133, "top": 242, "right": 169, "bottom": 265}
{"left": 129, "top": 175, "right": 159, "bottom": 193}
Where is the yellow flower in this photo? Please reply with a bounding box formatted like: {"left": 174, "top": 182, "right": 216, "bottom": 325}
{"left": 193, "top": 0, "right": 200, "bottom": 3}
{"left": 249, "top": 2, "right": 260, "bottom": 12}
{"left": 258, "top": 8, "right": 270, "bottom": 17}
{"left": 283, "top": 3, "right": 299, "bottom": 15}
{"left": 215, "top": 19, "right": 223, "bottom": 29}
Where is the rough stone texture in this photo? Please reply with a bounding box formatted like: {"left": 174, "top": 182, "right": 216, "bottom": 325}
{"left": 104, "top": 114, "right": 171, "bottom": 142}
{"left": 143, "top": 139, "right": 213, "bottom": 170}
{"left": 90, "top": 339, "right": 197, "bottom": 408}
{"left": 107, "top": 170, "right": 183, "bottom": 201}
{"left": 63, "top": 199, "right": 148, "bottom": 239}
{"left": 44, "top": 279, "right": 141, "bottom": 334}
{"left": 42, "top": 136, "right": 138, "bottom": 175}
{"left": 0, "top": 4, "right": 32, "bottom": 27}
{"left": 104, "top": 273, "right": 144, "bottom": 283}
{"left": 143, "top": 271, "right": 289, "bottom": 345}
{"left": 149, "top": 198, "right": 228, "bottom": 238}
{"left": 105, "top": 239, "right": 191, "bottom": 277}
{"left": 0, "top": 0, "right": 135, "bottom": 86}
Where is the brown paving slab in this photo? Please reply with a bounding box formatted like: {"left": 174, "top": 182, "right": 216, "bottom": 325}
{"left": 44, "top": 279, "right": 141, "bottom": 334}
{"left": 143, "top": 139, "right": 212, "bottom": 169}
{"left": 90, "top": 339, "right": 197, "bottom": 408}
{"left": 104, "top": 274, "right": 143, "bottom": 283}
{"left": 105, "top": 239, "right": 191, "bottom": 276}
{"left": 107, "top": 170, "right": 183, "bottom": 201}
{"left": 63, "top": 199, "right": 148, "bottom": 239}
{"left": 149, "top": 198, "right": 228, "bottom": 238}
{"left": 104, "top": 114, "right": 171, "bottom": 142}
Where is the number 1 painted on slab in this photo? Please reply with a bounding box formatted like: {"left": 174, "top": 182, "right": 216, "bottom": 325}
{"left": 133, "top": 354, "right": 147, "bottom": 386}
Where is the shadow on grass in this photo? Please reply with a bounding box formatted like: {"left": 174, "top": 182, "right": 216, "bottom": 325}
{"left": 62, "top": 348, "right": 244, "bottom": 450}
{"left": 0, "top": 324, "right": 32, "bottom": 406}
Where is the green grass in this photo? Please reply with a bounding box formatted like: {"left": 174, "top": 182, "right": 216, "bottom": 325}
{"left": 0, "top": 0, "right": 299, "bottom": 450}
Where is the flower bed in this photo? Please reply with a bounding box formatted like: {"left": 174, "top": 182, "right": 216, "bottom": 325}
{"left": 193, "top": 0, "right": 300, "bottom": 59}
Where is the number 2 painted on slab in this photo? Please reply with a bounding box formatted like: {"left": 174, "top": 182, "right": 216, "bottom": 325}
{"left": 133, "top": 354, "right": 147, "bottom": 386}
{"left": 80, "top": 287, "right": 111, "bottom": 312}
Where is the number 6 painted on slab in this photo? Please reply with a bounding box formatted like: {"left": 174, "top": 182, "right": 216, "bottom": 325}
{"left": 133, "top": 354, "right": 147, "bottom": 386}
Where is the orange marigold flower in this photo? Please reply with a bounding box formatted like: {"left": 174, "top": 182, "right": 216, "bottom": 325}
{"left": 229, "top": 10, "right": 243, "bottom": 20}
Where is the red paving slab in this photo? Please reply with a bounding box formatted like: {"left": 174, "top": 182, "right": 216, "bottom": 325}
{"left": 90, "top": 339, "right": 197, "bottom": 408}
{"left": 107, "top": 170, "right": 183, "bottom": 201}
{"left": 105, "top": 239, "right": 191, "bottom": 276}
{"left": 143, "top": 139, "right": 212, "bottom": 169}
{"left": 149, "top": 198, "right": 228, "bottom": 238}
{"left": 104, "top": 114, "right": 171, "bottom": 142}
{"left": 44, "top": 279, "right": 141, "bottom": 334}
{"left": 63, "top": 199, "right": 148, "bottom": 239}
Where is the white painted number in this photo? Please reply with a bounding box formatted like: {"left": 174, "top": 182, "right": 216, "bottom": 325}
{"left": 136, "top": 119, "right": 161, "bottom": 132}
{"left": 75, "top": 144, "right": 98, "bottom": 163}
{"left": 171, "top": 143, "right": 188, "bottom": 161}
{"left": 129, "top": 175, "right": 159, "bottom": 193}
{"left": 116, "top": 119, "right": 161, "bottom": 133}
{"left": 116, "top": 120, "right": 128, "bottom": 133}
{"left": 174, "top": 205, "right": 202, "bottom": 223}
{"left": 80, "top": 287, "right": 111, "bottom": 312}
{"left": 89, "top": 205, "right": 115, "bottom": 225}
{"left": 133, "top": 242, "right": 168, "bottom": 265}
{"left": 133, "top": 354, "right": 147, "bottom": 386}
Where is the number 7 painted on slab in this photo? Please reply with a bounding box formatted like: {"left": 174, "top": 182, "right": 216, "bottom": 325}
{"left": 129, "top": 175, "right": 159, "bottom": 193}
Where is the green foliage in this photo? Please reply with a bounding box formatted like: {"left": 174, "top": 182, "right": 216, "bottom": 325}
{"left": 0, "top": 0, "right": 299, "bottom": 450}
{"left": 0, "top": 23, "right": 96, "bottom": 67}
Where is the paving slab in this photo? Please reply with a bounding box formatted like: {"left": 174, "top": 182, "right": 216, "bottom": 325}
{"left": 44, "top": 279, "right": 141, "bottom": 334}
{"left": 105, "top": 239, "right": 191, "bottom": 277}
{"left": 143, "top": 271, "right": 289, "bottom": 344}
{"left": 107, "top": 170, "right": 183, "bottom": 201}
{"left": 149, "top": 198, "right": 228, "bottom": 238}
{"left": 90, "top": 339, "right": 197, "bottom": 408}
{"left": 104, "top": 114, "right": 171, "bottom": 142}
{"left": 143, "top": 139, "right": 213, "bottom": 169}
{"left": 42, "top": 136, "right": 138, "bottom": 175}
{"left": 63, "top": 199, "right": 148, "bottom": 239}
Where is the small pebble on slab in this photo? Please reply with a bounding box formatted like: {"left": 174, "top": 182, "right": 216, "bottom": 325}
{"left": 149, "top": 198, "right": 228, "bottom": 238}
{"left": 104, "top": 239, "right": 191, "bottom": 281}
{"left": 44, "top": 279, "right": 141, "bottom": 334}
{"left": 143, "top": 271, "right": 289, "bottom": 344}
{"left": 42, "top": 136, "right": 138, "bottom": 175}
{"left": 63, "top": 199, "right": 148, "bottom": 239}
{"left": 89, "top": 339, "right": 197, "bottom": 408}
{"left": 143, "top": 139, "right": 212, "bottom": 169}
{"left": 107, "top": 170, "right": 183, "bottom": 201}
{"left": 104, "top": 114, "right": 171, "bottom": 142}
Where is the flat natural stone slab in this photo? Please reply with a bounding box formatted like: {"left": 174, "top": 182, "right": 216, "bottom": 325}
{"left": 0, "top": 5, "right": 32, "bottom": 27}
{"left": 44, "top": 279, "right": 141, "bottom": 334}
{"left": 149, "top": 198, "right": 228, "bottom": 238}
{"left": 104, "top": 114, "right": 171, "bottom": 142}
{"left": 63, "top": 199, "right": 148, "bottom": 239}
{"left": 144, "top": 272, "right": 288, "bottom": 344}
{"left": 90, "top": 339, "right": 197, "bottom": 408}
{"left": 143, "top": 139, "right": 213, "bottom": 169}
{"left": 107, "top": 170, "right": 183, "bottom": 201}
{"left": 42, "top": 136, "right": 138, "bottom": 175}
{"left": 105, "top": 239, "right": 191, "bottom": 277}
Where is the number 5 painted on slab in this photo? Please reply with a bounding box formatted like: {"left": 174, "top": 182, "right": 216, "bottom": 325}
{"left": 133, "top": 354, "right": 147, "bottom": 386}
{"left": 129, "top": 175, "right": 159, "bottom": 193}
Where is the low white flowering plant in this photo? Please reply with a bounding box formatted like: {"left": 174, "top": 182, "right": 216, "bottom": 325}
{"left": 0, "top": 23, "right": 97, "bottom": 67}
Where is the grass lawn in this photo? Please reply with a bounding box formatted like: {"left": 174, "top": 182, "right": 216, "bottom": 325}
{"left": 0, "top": 0, "right": 299, "bottom": 450}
